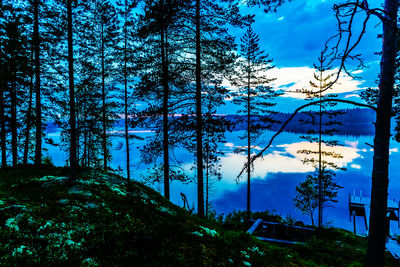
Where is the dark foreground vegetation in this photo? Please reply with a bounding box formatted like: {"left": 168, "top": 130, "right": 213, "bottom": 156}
{"left": 0, "top": 165, "right": 398, "bottom": 266}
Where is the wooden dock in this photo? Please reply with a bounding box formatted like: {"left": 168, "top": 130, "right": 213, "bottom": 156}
{"left": 249, "top": 216, "right": 400, "bottom": 260}
{"left": 349, "top": 190, "right": 400, "bottom": 234}
{"left": 386, "top": 237, "right": 400, "bottom": 259}
{"left": 349, "top": 190, "right": 400, "bottom": 259}
{"left": 247, "top": 219, "right": 315, "bottom": 245}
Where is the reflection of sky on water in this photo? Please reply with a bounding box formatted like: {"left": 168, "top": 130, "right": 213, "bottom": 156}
{"left": 219, "top": 140, "right": 363, "bottom": 181}
{"left": 44, "top": 130, "right": 400, "bottom": 235}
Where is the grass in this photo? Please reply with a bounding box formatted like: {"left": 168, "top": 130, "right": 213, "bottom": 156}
{"left": 0, "top": 165, "right": 398, "bottom": 266}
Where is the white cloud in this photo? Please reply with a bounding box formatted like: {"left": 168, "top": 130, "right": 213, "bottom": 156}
{"left": 352, "top": 70, "right": 363, "bottom": 74}
{"left": 269, "top": 67, "right": 365, "bottom": 99}
{"left": 345, "top": 140, "right": 358, "bottom": 148}
{"left": 344, "top": 94, "right": 361, "bottom": 98}
{"left": 220, "top": 141, "right": 362, "bottom": 183}
{"left": 224, "top": 143, "right": 234, "bottom": 148}
{"left": 224, "top": 66, "right": 364, "bottom": 101}
{"left": 351, "top": 164, "right": 361, "bottom": 169}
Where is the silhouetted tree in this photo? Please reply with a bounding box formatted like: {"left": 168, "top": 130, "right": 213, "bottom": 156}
{"left": 295, "top": 49, "right": 344, "bottom": 227}
{"left": 327, "top": 1, "right": 399, "bottom": 264}
{"left": 74, "top": 2, "right": 103, "bottom": 168}
{"left": 67, "top": 0, "right": 77, "bottom": 179}
{"left": 33, "top": 0, "right": 42, "bottom": 165}
{"left": 2, "top": 4, "right": 31, "bottom": 166}
{"left": 94, "top": 0, "right": 120, "bottom": 170}
{"left": 116, "top": 0, "right": 138, "bottom": 183}
{"left": 232, "top": 22, "right": 279, "bottom": 220}
{"left": 179, "top": 0, "right": 242, "bottom": 218}
{"left": 0, "top": 0, "right": 7, "bottom": 167}
{"left": 135, "top": 0, "right": 189, "bottom": 199}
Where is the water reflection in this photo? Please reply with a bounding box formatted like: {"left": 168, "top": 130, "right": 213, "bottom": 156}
{"left": 44, "top": 130, "right": 400, "bottom": 234}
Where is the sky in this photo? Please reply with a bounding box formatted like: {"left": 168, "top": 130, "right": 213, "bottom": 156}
{"left": 220, "top": 0, "right": 384, "bottom": 113}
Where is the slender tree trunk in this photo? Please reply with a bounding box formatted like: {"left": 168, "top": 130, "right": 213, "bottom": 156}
{"left": 195, "top": 0, "right": 204, "bottom": 218}
{"left": 124, "top": 0, "right": 130, "bottom": 183}
{"left": 23, "top": 48, "right": 34, "bottom": 164}
{"left": 205, "top": 116, "right": 209, "bottom": 219}
{"left": 76, "top": 110, "right": 80, "bottom": 162}
{"left": 67, "top": 0, "right": 77, "bottom": 180}
{"left": 310, "top": 211, "right": 314, "bottom": 226}
{"left": 33, "top": 0, "right": 41, "bottom": 165}
{"left": 318, "top": 59, "right": 323, "bottom": 228}
{"left": 83, "top": 124, "right": 87, "bottom": 167}
{"left": 367, "top": 1, "right": 398, "bottom": 265}
{"left": 246, "top": 53, "right": 251, "bottom": 221}
{"left": 101, "top": 10, "right": 107, "bottom": 170}
{"left": 88, "top": 131, "right": 92, "bottom": 167}
{"left": 205, "top": 145, "right": 209, "bottom": 218}
{"left": 10, "top": 72, "right": 17, "bottom": 166}
{"left": 161, "top": 14, "right": 170, "bottom": 200}
{"left": 0, "top": 43, "right": 6, "bottom": 167}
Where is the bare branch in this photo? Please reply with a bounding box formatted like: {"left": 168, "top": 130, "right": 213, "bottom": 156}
{"left": 237, "top": 99, "right": 376, "bottom": 179}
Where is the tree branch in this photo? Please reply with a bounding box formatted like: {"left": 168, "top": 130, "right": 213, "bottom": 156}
{"left": 237, "top": 99, "right": 376, "bottom": 179}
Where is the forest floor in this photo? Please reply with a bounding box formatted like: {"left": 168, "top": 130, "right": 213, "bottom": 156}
{"left": 0, "top": 165, "right": 398, "bottom": 266}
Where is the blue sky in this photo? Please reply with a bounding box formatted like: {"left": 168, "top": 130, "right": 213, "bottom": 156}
{"left": 220, "top": 0, "right": 383, "bottom": 113}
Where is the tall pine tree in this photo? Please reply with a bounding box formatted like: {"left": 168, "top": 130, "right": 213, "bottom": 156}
{"left": 294, "top": 49, "right": 344, "bottom": 227}
{"left": 232, "top": 22, "right": 279, "bottom": 220}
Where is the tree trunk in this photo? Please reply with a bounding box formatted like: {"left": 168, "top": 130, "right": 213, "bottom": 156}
{"left": 205, "top": 122, "right": 209, "bottom": 219}
{"left": 101, "top": 9, "right": 107, "bottom": 170}
{"left": 310, "top": 211, "right": 314, "bottom": 226}
{"left": 318, "top": 58, "right": 323, "bottom": 228}
{"left": 161, "top": 13, "right": 170, "bottom": 200}
{"left": 83, "top": 123, "right": 87, "bottom": 167}
{"left": 0, "top": 43, "right": 6, "bottom": 167}
{"left": 195, "top": 0, "right": 204, "bottom": 218}
{"left": 10, "top": 72, "right": 17, "bottom": 166}
{"left": 76, "top": 109, "right": 80, "bottom": 162}
{"left": 23, "top": 47, "right": 34, "bottom": 164}
{"left": 33, "top": 0, "right": 41, "bottom": 165}
{"left": 246, "top": 52, "right": 251, "bottom": 221}
{"left": 67, "top": 0, "right": 77, "bottom": 180}
{"left": 367, "top": 0, "right": 398, "bottom": 265}
{"left": 124, "top": 0, "right": 130, "bottom": 184}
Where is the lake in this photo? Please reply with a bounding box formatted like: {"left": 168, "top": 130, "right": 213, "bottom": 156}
{"left": 43, "top": 128, "right": 400, "bottom": 235}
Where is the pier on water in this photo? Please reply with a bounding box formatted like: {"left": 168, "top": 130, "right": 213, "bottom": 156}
{"left": 349, "top": 190, "right": 400, "bottom": 259}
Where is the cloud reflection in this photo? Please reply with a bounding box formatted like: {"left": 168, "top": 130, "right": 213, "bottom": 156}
{"left": 221, "top": 141, "right": 362, "bottom": 183}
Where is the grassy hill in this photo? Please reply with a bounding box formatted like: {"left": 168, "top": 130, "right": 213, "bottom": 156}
{"left": 0, "top": 165, "right": 397, "bottom": 266}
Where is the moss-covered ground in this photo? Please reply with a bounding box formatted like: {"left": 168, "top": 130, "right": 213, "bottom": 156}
{"left": 0, "top": 165, "right": 398, "bottom": 266}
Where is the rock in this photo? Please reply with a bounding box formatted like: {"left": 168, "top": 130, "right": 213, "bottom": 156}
{"left": 58, "top": 199, "right": 70, "bottom": 205}
{"left": 84, "top": 202, "right": 98, "bottom": 209}
{"left": 69, "top": 187, "right": 92, "bottom": 197}
{"left": 41, "top": 176, "right": 70, "bottom": 189}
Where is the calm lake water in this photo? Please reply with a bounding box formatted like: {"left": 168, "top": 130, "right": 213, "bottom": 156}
{"left": 44, "top": 129, "right": 400, "bottom": 235}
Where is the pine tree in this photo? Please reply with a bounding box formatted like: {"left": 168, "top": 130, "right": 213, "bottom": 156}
{"left": 67, "top": 0, "right": 77, "bottom": 179}
{"left": 116, "top": 0, "right": 138, "bottom": 184}
{"left": 33, "top": 0, "right": 42, "bottom": 165}
{"left": 232, "top": 22, "right": 279, "bottom": 220}
{"left": 40, "top": 0, "right": 70, "bottom": 163}
{"left": 0, "top": 0, "right": 7, "bottom": 167}
{"left": 202, "top": 85, "right": 229, "bottom": 218}
{"left": 294, "top": 49, "right": 344, "bottom": 227}
{"left": 1, "top": 3, "right": 32, "bottom": 166}
{"left": 22, "top": 38, "right": 34, "bottom": 165}
{"left": 175, "top": 0, "right": 242, "bottom": 218}
{"left": 74, "top": 0, "right": 103, "bottom": 168}
{"left": 95, "top": 0, "right": 120, "bottom": 170}
{"left": 135, "top": 0, "right": 190, "bottom": 199}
